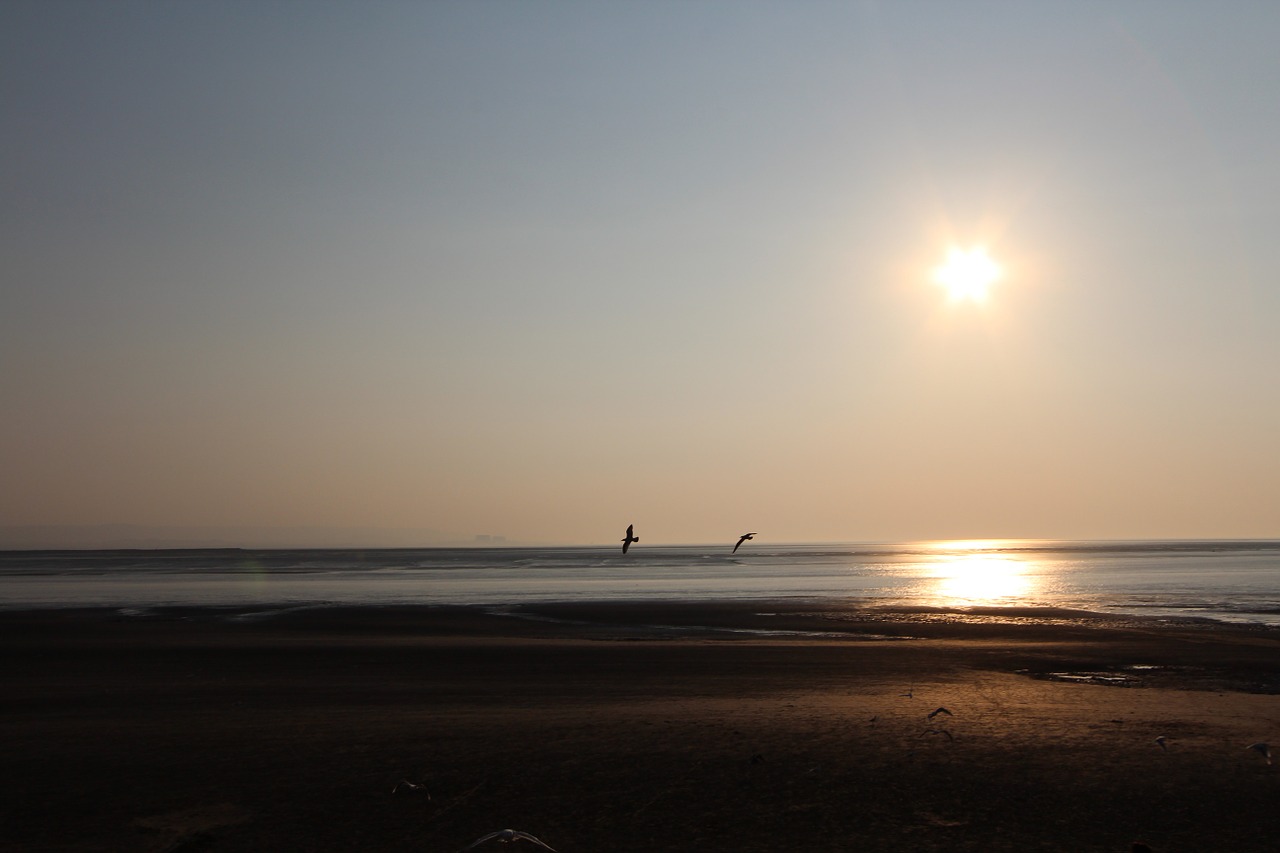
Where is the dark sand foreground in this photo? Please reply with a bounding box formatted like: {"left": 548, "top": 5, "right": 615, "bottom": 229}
{"left": 4, "top": 601, "right": 1280, "bottom": 852}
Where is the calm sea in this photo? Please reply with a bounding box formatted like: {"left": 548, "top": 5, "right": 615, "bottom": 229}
{"left": 2, "top": 540, "right": 1279, "bottom": 625}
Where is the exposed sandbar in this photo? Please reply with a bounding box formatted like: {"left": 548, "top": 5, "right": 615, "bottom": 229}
{"left": 3, "top": 601, "right": 1279, "bottom": 851}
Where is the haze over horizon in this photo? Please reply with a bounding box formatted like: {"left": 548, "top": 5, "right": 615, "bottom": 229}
{"left": 4, "top": 2, "right": 1278, "bottom": 549}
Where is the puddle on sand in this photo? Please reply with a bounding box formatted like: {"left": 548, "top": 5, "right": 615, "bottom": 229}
{"left": 1045, "top": 672, "right": 1137, "bottom": 686}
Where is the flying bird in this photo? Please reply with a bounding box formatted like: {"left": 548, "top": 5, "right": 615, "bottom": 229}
{"left": 927, "top": 707, "right": 953, "bottom": 720}
{"left": 621, "top": 524, "right": 639, "bottom": 554}
{"left": 391, "top": 779, "right": 430, "bottom": 797}
{"left": 1155, "top": 736, "right": 1168, "bottom": 751}
{"left": 1247, "top": 742, "right": 1272, "bottom": 764}
{"left": 460, "top": 830, "right": 558, "bottom": 851}
{"left": 732, "top": 533, "right": 756, "bottom": 554}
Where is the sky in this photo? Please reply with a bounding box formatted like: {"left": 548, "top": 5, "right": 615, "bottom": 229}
{"left": 3, "top": 1, "right": 1278, "bottom": 548}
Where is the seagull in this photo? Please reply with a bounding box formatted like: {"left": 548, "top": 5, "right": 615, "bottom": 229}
{"left": 1154, "top": 736, "right": 1167, "bottom": 751}
{"left": 460, "top": 830, "right": 558, "bottom": 852}
{"left": 927, "top": 707, "right": 953, "bottom": 720}
{"left": 621, "top": 524, "right": 639, "bottom": 554}
{"left": 921, "top": 728, "right": 954, "bottom": 741}
{"left": 1247, "top": 742, "right": 1272, "bottom": 764}
{"left": 391, "top": 779, "right": 430, "bottom": 797}
{"left": 732, "top": 533, "right": 756, "bottom": 554}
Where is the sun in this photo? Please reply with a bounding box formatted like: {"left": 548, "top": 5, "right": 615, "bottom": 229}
{"left": 933, "top": 246, "right": 1001, "bottom": 302}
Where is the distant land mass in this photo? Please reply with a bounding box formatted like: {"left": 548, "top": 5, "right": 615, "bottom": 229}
{"left": 0, "top": 525, "right": 494, "bottom": 550}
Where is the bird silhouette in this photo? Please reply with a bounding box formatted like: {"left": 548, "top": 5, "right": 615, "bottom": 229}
{"left": 1247, "top": 742, "right": 1272, "bottom": 764}
{"left": 732, "top": 532, "right": 756, "bottom": 554}
{"left": 459, "top": 830, "right": 558, "bottom": 851}
{"left": 1155, "top": 736, "right": 1167, "bottom": 751}
{"left": 927, "top": 707, "right": 952, "bottom": 720}
{"left": 391, "top": 779, "right": 430, "bottom": 797}
{"left": 621, "top": 524, "right": 639, "bottom": 554}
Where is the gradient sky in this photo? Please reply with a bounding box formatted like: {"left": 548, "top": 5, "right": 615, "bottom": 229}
{"left": 3, "top": 1, "right": 1278, "bottom": 547}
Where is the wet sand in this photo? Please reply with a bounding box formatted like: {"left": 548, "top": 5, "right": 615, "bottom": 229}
{"left": 3, "top": 601, "right": 1280, "bottom": 852}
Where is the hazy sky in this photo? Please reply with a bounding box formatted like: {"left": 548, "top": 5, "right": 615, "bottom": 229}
{"left": 3, "top": 1, "right": 1278, "bottom": 546}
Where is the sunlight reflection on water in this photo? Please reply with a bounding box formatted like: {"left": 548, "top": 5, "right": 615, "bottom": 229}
{"left": 926, "top": 553, "right": 1037, "bottom": 606}
{"left": 4, "top": 541, "right": 1280, "bottom": 625}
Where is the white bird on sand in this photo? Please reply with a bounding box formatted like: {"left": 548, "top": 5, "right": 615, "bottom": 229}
{"left": 621, "top": 524, "right": 639, "bottom": 554}
{"left": 460, "top": 830, "right": 558, "bottom": 851}
{"left": 732, "top": 533, "right": 756, "bottom": 554}
{"left": 1247, "top": 742, "right": 1272, "bottom": 764}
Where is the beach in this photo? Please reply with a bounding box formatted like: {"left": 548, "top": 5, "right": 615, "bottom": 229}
{"left": 4, "top": 602, "right": 1280, "bottom": 852}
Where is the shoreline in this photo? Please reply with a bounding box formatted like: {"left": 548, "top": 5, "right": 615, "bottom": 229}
{"left": 8, "top": 600, "right": 1280, "bottom": 693}
{"left": 5, "top": 602, "right": 1280, "bottom": 851}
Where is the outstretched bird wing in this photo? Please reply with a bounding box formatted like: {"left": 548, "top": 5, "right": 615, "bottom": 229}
{"left": 513, "top": 832, "right": 558, "bottom": 852}
{"left": 459, "top": 830, "right": 558, "bottom": 851}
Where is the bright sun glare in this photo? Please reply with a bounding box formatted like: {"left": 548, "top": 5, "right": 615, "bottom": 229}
{"left": 933, "top": 246, "right": 1001, "bottom": 302}
{"left": 932, "top": 555, "right": 1032, "bottom": 604}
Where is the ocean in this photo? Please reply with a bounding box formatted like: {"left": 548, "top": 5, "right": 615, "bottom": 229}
{"left": 2, "top": 539, "right": 1279, "bottom": 625}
